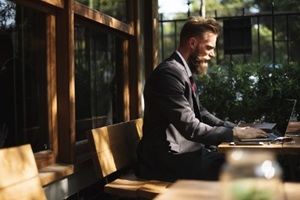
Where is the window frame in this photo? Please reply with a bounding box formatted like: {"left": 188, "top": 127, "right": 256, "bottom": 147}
{"left": 7, "top": 0, "right": 144, "bottom": 185}
{"left": 72, "top": 2, "right": 134, "bottom": 165}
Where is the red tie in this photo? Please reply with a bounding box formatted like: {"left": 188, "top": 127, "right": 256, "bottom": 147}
{"left": 190, "top": 77, "right": 195, "bottom": 92}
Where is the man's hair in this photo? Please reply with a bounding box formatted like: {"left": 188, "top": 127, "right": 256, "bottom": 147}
{"left": 179, "top": 16, "right": 221, "bottom": 46}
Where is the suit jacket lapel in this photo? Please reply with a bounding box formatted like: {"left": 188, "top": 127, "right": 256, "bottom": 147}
{"left": 171, "top": 52, "right": 202, "bottom": 121}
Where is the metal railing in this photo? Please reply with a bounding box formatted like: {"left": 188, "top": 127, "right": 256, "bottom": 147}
{"left": 159, "top": 7, "right": 300, "bottom": 66}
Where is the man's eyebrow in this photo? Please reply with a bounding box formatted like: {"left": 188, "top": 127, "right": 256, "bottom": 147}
{"left": 206, "top": 44, "right": 215, "bottom": 49}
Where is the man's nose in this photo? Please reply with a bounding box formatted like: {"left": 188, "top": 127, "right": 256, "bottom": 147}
{"left": 209, "top": 50, "right": 215, "bottom": 58}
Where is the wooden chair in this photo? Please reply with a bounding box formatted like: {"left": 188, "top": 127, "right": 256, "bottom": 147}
{"left": 87, "top": 118, "right": 171, "bottom": 199}
{"left": 0, "top": 144, "right": 47, "bottom": 200}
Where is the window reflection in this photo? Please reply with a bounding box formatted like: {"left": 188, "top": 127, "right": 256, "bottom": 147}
{"left": 74, "top": 24, "right": 117, "bottom": 141}
{"left": 0, "top": 1, "right": 48, "bottom": 151}
{"left": 76, "top": 0, "right": 127, "bottom": 23}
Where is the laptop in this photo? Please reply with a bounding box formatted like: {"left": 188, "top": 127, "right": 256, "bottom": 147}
{"left": 239, "top": 99, "right": 297, "bottom": 142}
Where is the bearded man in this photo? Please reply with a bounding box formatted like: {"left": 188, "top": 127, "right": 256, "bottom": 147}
{"left": 136, "top": 16, "right": 267, "bottom": 181}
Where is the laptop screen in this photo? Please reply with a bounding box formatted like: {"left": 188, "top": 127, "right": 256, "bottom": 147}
{"left": 274, "top": 99, "right": 297, "bottom": 135}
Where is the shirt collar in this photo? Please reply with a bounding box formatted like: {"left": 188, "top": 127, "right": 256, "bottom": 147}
{"left": 175, "top": 50, "right": 192, "bottom": 77}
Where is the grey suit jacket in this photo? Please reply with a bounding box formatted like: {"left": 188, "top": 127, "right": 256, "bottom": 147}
{"left": 137, "top": 52, "right": 234, "bottom": 180}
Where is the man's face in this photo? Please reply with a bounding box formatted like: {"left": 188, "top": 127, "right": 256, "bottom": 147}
{"left": 188, "top": 31, "right": 217, "bottom": 76}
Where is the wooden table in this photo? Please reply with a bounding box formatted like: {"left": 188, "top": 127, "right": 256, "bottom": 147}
{"left": 218, "top": 122, "right": 300, "bottom": 154}
{"left": 217, "top": 136, "right": 300, "bottom": 155}
{"left": 154, "top": 180, "right": 300, "bottom": 200}
{"left": 217, "top": 141, "right": 284, "bottom": 154}
{"left": 282, "top": 136, "right": 300, "bottom": 154}
{"left": 283, "top": 122, "right": 300, "bottom": 154}
{"left": 217, "top": 122, "right": 300, "bottom": 182}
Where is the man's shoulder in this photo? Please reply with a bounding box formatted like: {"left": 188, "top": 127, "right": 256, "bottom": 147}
{"left": 151, "top": 62, "right": 185, "bottom": 82}
{"left": 156, "top": 56, "right": 185, "bottom": 73}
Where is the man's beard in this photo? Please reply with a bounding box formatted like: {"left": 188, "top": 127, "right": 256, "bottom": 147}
{"left": 188, "top": 50, "right": 208, "bottom": 77}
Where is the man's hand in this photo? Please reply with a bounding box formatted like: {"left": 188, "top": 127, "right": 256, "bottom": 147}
{"left": 233, "top": 126, "right": 268, "bottom": 139}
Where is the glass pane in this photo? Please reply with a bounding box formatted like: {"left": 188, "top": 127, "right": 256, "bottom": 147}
{"left": 287, "top": 15, "right": 300, "bottom": 63}
{"left": 74, "top": 24, "right": 117, "bottom": 141}
{"left": 76, "top": 0, "right": 127, "bottom": 23}
{"left": 0, "top": 1, "right": 48, "bottom": 151}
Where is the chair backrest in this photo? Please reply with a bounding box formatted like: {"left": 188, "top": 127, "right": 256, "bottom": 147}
{"left": 0, "top": 144, "right": 47, "bottom": 200}
{"left": 87, "top": 118, "right": 143, "bottom": 178}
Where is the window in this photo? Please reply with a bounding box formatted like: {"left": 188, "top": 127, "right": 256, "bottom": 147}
{"left": 74, "top": 25, "right": 117, "bottom": 141}
{"left": 0, "top": 1, "right": 49, "bottom": 152}
{"left": 0, "top": 0, "right": 145, "bottom": 191}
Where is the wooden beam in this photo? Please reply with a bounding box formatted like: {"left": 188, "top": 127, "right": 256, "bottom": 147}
{"left": 56, "top": 0, "right": 75, "bottom": 163}
{"left": 74, "top": 2, "right": 134, "bottom": 36}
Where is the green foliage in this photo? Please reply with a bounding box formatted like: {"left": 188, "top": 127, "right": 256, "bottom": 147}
{"left": 202, "top": 0, "right": 254, "bottom": 17}
{"left": 76, "top": 0, "right": 127, "bottom": 22}
{"left": 253, "top": 0, "right": 300, "bottom": 12}
{"left": 197, "top": 62, "right": 300, "bottom": 123}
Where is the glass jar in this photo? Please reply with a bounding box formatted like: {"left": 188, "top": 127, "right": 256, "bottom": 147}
{"left": 220, "top": 150, "right": 283, "bottom": 200}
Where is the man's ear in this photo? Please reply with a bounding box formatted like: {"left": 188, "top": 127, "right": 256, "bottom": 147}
{"left": 189, "top": 37, "right": 197, "bottom": 50}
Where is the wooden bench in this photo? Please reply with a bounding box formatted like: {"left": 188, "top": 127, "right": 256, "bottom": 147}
{"left": 0, "top": 144, "right": 47, "bottom": 200}
{"left": 87, "top": 118, "right": 171, "bottom": 199}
